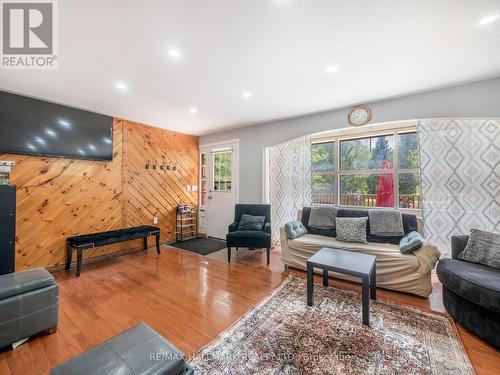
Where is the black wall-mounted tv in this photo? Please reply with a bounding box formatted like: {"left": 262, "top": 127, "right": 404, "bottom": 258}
{"left": 0, "top": 90, "right": 113, "bottom": 161}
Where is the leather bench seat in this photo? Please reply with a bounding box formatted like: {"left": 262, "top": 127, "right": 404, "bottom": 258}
{"left": 67, "top": 225, "right": 159, "bottom": 247}
{"left": 51, "top": 322, "right": 193, "bottom": 375}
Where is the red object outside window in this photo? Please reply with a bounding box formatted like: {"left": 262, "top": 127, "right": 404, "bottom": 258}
{"left": 377, "top": 160, "right": 394, "bottom": 207}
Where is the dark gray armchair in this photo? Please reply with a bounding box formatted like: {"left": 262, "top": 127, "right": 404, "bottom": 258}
{"left": 226, "top": 204, "right": 272, "bottom": 264}
{"left": 436, "top": 235, "right": 499, "bottom": 349}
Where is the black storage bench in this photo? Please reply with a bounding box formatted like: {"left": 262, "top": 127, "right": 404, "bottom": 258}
{"left": 66, "top": 225, "right": 160, "bottom": 277}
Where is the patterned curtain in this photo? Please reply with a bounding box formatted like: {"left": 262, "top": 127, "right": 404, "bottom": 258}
{"left": 269, "top": 135, "right": 312, "bottom": 244}
{"left": 417, "top": 119, "right": 500, "bottom": 257}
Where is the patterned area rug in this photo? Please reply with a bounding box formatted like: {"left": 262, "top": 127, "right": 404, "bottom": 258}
{"left": 189, "top": 276, "right": 474, "bottom": 374}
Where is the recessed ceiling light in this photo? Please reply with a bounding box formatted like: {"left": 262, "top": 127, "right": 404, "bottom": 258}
{"left": 27, "top": 143, "right": 36, "bottom": 151}
{"left": 58, "top": 119, "right": 71, "bottom": 129}
{"left": 167, "top": 47, "right": 182, "bottom": 60}
{"left": 88, "top": 144, "right": 96, "bottom": 151}
{"left": 77, "top": 148, "right": 85, "bottom": 155}
{"left": 189, "top": 107, "right": 198, "bottom": 114}
{"left": 273, "top": 0, "right": 293, "bottom": 6}
{"left": 103, "top": 137, "right": 112, "bottom": 144}
{"left": 479, "top": 13, "right": 499, "bottom": 26}
{"left": 114, "top": 81, "right": 128, "bottom": 91}
{"left": 325, "top": 65, "right": 339, "bottom": 74}
{"left": 45, "top": 128, "right": 57, "bottom": 137}
{"left": 35, "top": 137, "right": 46, "bottom": 145}
{"left": 242, "top": 91, "right": 252, "bottom": 99}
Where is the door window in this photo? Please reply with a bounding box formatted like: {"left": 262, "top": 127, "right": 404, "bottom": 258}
{"left": 213, "top": 151, "right": 232, "bottom": 192}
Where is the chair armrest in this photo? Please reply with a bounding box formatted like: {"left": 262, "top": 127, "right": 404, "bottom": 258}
{"left": 264, "top": 222, "right": 271, "bottom": 234}
{"left": 228, "top": 222, "right": 239, "bottom": 233}
{"left": 451, "top": 235, "right": 469, "bottom": 260}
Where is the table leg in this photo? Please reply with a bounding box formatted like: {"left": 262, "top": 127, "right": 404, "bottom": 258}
{"left": 362, "top": 276, "right": 370, "bottom": 326}
{"left": 65, "top": 243, "right": 72, "bottom": 270}
{"left": 370, "top": 265, "right": 377, "bottom": 300}
{"left": 322, "top": 268, "right": 329, "bottom": 287}
{"left": 307, "top": 262, "right": 313, "bottom": 306}
{"left": 143, "top": 236, "right": 148, "bottom": 250}
{"left": 76, "top": 248, "right": 83, "bottom": 277}
{"left": 155, "top": 233, "right": 161, "bottom": 254}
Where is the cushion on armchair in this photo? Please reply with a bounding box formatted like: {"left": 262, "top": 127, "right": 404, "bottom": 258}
{"left": 285, "top": 220, "right": 307, "bottom": 240}
{"left": 458, "top": 229, "right": 500, "bottom": 269}
{"left": 238, "top": 214, "right": 266, "bottom": 231}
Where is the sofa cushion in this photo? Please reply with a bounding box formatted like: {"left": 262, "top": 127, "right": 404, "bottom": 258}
{"left": 336, "top": 217, "right": 368, "bottom": 243}
{"left": 237, "top": 214, "right": 265, "bottom": 231}
{"left": 0, "top": 268, "right": 55, "bottom": 300}
{"left": 301, "top": 207, "right": 336, "bottom": 237}
{"left": 226, "top": 230, "right": 271, "bottom": 248}
{"left": 337, "top": 208, "right": 418, "bottom": 244}
{"left": 284, "top": 220, "right": 307, "bottom": 240}
{"left": 437, "top": 258, "right": 500, "bottom": 313}
{"left": 368, "top": 209, "right": 404, "bottom": 236}
{"left": 458, "top": 229, "right": 500, "bottom": 269}
{"left": 308, "top": 206, "right": 336, "bottom": 229}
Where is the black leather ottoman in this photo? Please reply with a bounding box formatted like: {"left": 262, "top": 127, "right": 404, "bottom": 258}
{"left": 50, "top": 323, "right": 194, "bottom": 375}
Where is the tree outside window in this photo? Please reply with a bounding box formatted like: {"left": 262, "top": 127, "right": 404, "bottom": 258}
{"left": 311, "top": 132, "right": 421, "bottom": 209}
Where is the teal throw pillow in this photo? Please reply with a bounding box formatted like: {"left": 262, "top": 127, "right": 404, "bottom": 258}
{"left": 285, "top": 220, "right": 307, "bottom": 240}
{"left": 400, "top": 231, "right": 423, "bottom": 254}
{"left": 238, "top": 214, "right": 266, "bottom": 231}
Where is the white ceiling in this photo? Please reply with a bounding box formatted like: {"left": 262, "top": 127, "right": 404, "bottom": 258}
{"left": 1, "top": 0, "right": 500, "bottom": 136}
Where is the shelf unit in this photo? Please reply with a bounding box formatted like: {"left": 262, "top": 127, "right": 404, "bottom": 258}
{"left": 176, "top": 207, "right": 197, "bottom": 242}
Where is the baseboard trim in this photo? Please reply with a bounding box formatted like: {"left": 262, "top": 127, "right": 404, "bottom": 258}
{"left": 47, "top": 239, "right": 176, "bottom": 273}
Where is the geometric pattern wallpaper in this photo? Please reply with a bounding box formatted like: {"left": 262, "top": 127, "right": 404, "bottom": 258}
{"left": 417, "top": 119, "right": 500, "bottom": 257}
{"left": 269, "top": 135, "right": 312, "bottom": 244}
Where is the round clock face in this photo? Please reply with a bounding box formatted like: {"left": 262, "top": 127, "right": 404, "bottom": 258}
{"left": 349, "top": 105, "right": 371, "bottom": 126}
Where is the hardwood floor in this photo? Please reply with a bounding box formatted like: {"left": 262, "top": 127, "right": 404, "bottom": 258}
{"left": 0, "top": 246, "right": 498, "bottom": 374}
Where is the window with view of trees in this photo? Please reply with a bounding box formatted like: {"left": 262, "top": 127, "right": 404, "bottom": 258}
{"left": 311, "top": 131, "right": 421, "bottom": 209}
{"left": 213, "top": 151, "right": 232, "bottom": 192}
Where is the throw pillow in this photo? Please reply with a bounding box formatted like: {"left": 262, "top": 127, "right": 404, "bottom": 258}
{"left": 238, "top": 214, "right": 266, "bottom": 231}
{"left": 336, "top": 217, "right": 368, "bottom": 243}
{"left": 308, "top": 205, "right": 337, "bottom": 229}
{"left": 284, "top": 220, "right": 307, "bottom": 240}
{"left": 399, "top": 231, "right": 423, "bottom": 254}
{"left": 458, "top": 229, "right": 500, "bottom": 269}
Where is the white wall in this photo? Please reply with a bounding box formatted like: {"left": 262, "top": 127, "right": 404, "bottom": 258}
{"left": 200, "top": 76, "right": 500, "bottom": 203}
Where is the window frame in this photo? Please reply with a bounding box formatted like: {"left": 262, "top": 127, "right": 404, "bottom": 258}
{"left": 312, "top": 125, "right": 421, "bottom": 210}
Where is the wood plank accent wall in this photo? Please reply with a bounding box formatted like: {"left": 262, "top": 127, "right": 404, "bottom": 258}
{"left": 0, "top": 119, "right": 198, "bottom": 270}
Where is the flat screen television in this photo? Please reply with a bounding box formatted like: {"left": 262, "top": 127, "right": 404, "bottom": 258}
{"left": 0, "top": 90, "right": 113, "bottom": 161}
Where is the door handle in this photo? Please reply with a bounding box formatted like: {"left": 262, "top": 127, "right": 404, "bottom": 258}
{"left": 208, "top": 195, "right": 213, "bottom": 200}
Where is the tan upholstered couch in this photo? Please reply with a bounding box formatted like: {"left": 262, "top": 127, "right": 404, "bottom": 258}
{"left": 280, "top": 212, "right": 440, "bottom": 297}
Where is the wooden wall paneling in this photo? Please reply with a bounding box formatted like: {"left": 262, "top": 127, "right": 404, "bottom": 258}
{"left": 0, "top": 118, "right": 198, "bottom": 270}
{"left": 1, "top": 119, "right": 126, "bottom": 270}
{"left": 122, "top": 121, "right": 199, "bottom": 244}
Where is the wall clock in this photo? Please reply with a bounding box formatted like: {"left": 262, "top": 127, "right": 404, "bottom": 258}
{"left": 348, "top": 105, "right": 372, "bottom": 126}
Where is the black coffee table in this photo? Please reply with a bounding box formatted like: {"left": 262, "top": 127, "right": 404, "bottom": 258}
{"left": 307, "top": 247, "right": 377, "bottom": 326}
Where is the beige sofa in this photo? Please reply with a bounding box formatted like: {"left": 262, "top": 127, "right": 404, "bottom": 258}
{"left": 280, "top": 213, "right": 440, "bottom": 297}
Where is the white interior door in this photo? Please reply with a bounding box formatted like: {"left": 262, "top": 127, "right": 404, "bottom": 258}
{"left": 199, "top": 141, "right": 238, "bottom": 239}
